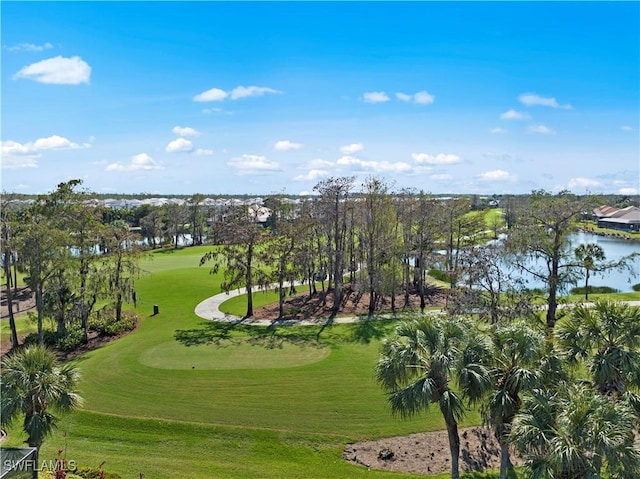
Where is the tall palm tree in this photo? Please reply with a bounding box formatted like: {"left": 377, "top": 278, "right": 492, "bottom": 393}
{"left": 484, "top": 321, "right": 545, "bottom": 479}
{"left": 511, "top": 382, "right": 640, "bottom": 478}
{"left": 375, "top": 316, "right": 490, "bottom": 479}
{"left": 574, "top": 243, "right": 605, "bottom": 300}
{"left": 1, "top": 345, "right": 82, "bottom": 473}
{"left": 555, "top": 300, "right": 640, "bottom": 399}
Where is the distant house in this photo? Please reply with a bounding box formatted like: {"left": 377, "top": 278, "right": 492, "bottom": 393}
{"left": 593, "top": 205, "right": 640, "bottom": 232}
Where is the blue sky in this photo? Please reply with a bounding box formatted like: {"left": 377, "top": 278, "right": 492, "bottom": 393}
{"left": 2, "top": 1, "right": 638, "bottom": 196}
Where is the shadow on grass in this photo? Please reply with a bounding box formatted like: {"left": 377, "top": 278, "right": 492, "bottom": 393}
{"left": 349, "top": 318, "right": 388, "bottom": 344}
{"left": 174, "top": 320, "right": 326, "bottom": 350}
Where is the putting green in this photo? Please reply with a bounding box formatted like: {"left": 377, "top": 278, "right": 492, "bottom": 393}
{"left": 139, "top": 339, "right": 330, "bottom": 370}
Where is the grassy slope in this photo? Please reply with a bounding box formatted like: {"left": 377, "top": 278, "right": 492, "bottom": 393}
{"left": 3, "top": 246, "right": 485, "bottom": 478}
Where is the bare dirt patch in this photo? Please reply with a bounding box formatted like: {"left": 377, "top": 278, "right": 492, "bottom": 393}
{"left": 250, "top": 283, "right": 446, "bottom": 321}
{"left": 344, "top": 426, "right": 522, "bottom": 475}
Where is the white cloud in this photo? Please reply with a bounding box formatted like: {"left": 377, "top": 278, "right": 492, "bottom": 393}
{"left": 490, "top": 127, "right": 507, "bottom": 134}
{"left": 621, "top": 125, "right": 634, "bottom": 131}
{"left": 193, "top": 88, "right": 228, "bottom": 102}
{"left": 479, "top": 169, "right": 512, "bottom": 181}
{"left": 33, "top": 135, "right": 83, "bottom": 150}
{"left": 5, "top": 42, "right": 53, "bottom": 52}
{"left": 106, "top": 153, "right": 163, "bottom": 172}
{"left": 14, "top": 56, "right": 91, "bottom": 84}
{"left": 166, "top": 138, "right": 193, "bottom": 153}
{"left": 568, "top": 177, "right": 599, "bottom": 190}
{"left": 518, "top": 93, "right": 572, "bottom": 109}
{"left": 395, "top": 91, "right": 434, "bottom": 104}
{"left": 307, "top": 158, "right": 333, "bottom": 169}
{"left": 194, "top": 148, "right": 213, "bottom": 156}
{"left": 528, "top": 124, "right": 556, "bottom": 135}
{"left": 414, "top": 90, "right": 435, "bottom": 105}
{"left": 362, "top": 91, "right": 390, "bottom": 103}
{"left": 1, "top": 157, "right": 38, "bottom": 169}
{"left": 274, "top": 140, "right": 302, "bottom": 151}
{"left": 619, "top": 187, "right": 638, "bottom": 195}
{"left": 227, "top": 154, "right": 279, "bottom": 174}
{"left": 340, "top": 142, "right": 364, "bottom": 154}
{"left": 430, "top": 174, "right": 453, "bottom": 180}
{"left": 1, "top": 135, "right": 85, "bottom": 161}
{"left": 294, "top": 169, "right": 330, "bottom": 181}
{"left": 172, "top": 126, "right": 200, "bottom": 137}
{"left": 230, "top": 86, "right": 280, "bottom": 99}
{"left": 500, "top": 109, "right": 530, "bottom": 120}
{"left": 337, "top": 156, "right": 412, "bottom": 173}
{"left": 411, "top": 153, "right": 461, "bottom": 165}
{"left": 194, "top": 85, "right": 280, "bottom": 102}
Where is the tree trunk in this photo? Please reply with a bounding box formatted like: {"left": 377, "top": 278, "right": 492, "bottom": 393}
{"left": 3, "top": 260, "right": 19, "bottom": 348}
{"left": 445, "top": 421, "right": 460, "bottom": 479}
{"left": 36, "top": 284, "right": 44, "bottom": 345}
{"left": 584, "top": 269, "right": 590, "bottom": 301}
{"left": 499, "top": 440, "right": 513, "bottom": 479}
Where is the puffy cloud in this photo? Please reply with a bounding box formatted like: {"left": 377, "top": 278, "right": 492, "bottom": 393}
{"left": 1, "top": 135, "right": 85, "bottom": 161}
{"left": 395, "top": 91, "right": 435, "bottom": 104}
{"left": 336, "top": 156, "right": 412, "bottom": 173}
{"left": 5, "top": 42, "right": 53, "bottom": 52}
{"left": 194, "top": 85, "right": 280, "bottom": 102}
{"left": 274, "top": 140, "right": 302, "bottom": 151}
{"left": 227, "top": 154, "right": 279, "bottom": 174}
{"left": 621, "top": 125, "right": 634, "bottom": 131}
{"left": 568, "top": 177, "right": 599, "bottom": 190}
{"left": 500, "top": 109, "right": 530, "bottom": 120}
{"left": 230, "top": 86, "right": 280, "bottom": 99}
{"left": 362, "top": 91, "right": 390, "bottom": 103}
{"left": 172, "top": 126, "right": 200, "bottom": 137}
{"left": 479, "top": 169, "right": 512, "bottom": 181}
{"left": 14, "top": 56, "right": 91, "bottom": 84}
{"left": 193, "top": 88, "right": 228, "bottom": 102}
{"left": 294, "top": 169, "right": 330, "bottom": 181}
{"left": 106, "top": 153, "right": 163, "bottom": 172}
{"left": 194, "top": 148, "right": 213, "bottom": 156}
{"left": 166, "top": 138, "right": 193, "bottom": 153}
{"left": 619, "top": 187, "right": 638, "bottom": 195}
{"left": 490, "top": 127, "right": 507, "bottom": 134}
{"left": 307, "top": 158, "right": 333, "bottom": 169}
{"left": 411, "top": 153, "right": 461, "bottom": 165}
{"left": 528, "top": 124, "right": 556, "bottom": 135}
{"left": 340, "top": 142, "right": 364, "bottom": 154}
{"left": 518, "top": 93, "right": 572, "bottom": 109}
{"left": 414, "top": 90, "right": 435, "bottom": 105}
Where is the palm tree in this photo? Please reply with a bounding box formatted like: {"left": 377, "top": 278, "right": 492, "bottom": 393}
{"left": 375, "top": 316, "right": 490, "bottom": 479}
{"left": 574, "top": 243, "right": 605, "bottom": 300}
{"left": 511, "top": 382, "right": 640, "bottom": 478}
{"left": 1, "top": 345, "right": 82, "bottom": 474}
{"left": 484, "top": 321, "right": 545, "bottom": 479}
{"left": 555, "top": 300, "right": 640, "bottom": 399}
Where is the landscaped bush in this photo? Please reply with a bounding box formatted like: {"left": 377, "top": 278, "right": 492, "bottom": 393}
{"left": 56, "top": 327, "right": 86, "bottom": 352}
{"left": 75, "top": 467, "right": 122, "bottom": 479}
{"left": 632, "top": 283, "right": 640, "bottom": 292}
{"left": 23, "top": 329, "right": 58, "bottom": 347}
{"left": 88, "top": 310, "right": 138, "bottom": 336}
{"left": 570, "top": 286, "right": 619, "bottom": 295}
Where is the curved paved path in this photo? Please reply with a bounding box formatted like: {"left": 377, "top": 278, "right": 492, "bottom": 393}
{"left": 194, "top": 286, "right": 406, "bottom": 326}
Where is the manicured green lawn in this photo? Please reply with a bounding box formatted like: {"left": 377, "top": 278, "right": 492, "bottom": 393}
{"left": 3, "top": 245, "right": 489, "bottom": 478}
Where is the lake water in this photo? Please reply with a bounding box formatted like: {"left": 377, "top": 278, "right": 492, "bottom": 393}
{"left": 567, "top": 232, "right": 640, "bottom": 292}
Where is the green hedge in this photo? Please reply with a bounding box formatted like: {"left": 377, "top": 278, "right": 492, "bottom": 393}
{"left": 88, "top": 310, "right": 138, "bottom": 336}
{"left": 570, "top": 286, "right": 619, "bottom": 295}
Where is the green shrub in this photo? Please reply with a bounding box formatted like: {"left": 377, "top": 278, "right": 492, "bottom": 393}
{"left": 570, "top": 286, "right": 619, "bottom": 295}
{"left": 56, "top": 327, "right": 86, "bottom": 352}
{"left": 75, "top": 467, "right": 122, "bottom": 479}
{"left": 23, "top": 329, "right": 57, "bottom": 347}
{"left": 88, "top": 310, "right": 138, "bottom": 336}
{"left": 632, "top": 283, "right": 640, "bottom": 292}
